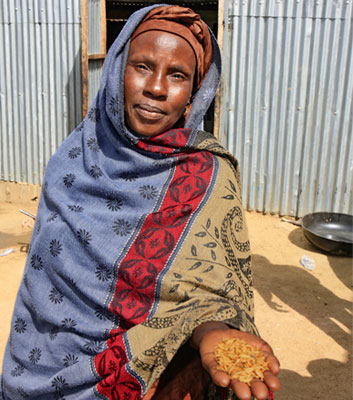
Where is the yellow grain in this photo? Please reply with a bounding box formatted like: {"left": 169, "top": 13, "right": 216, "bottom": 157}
{"left": 214, "top": 337, "right": 269, "bottom": 386}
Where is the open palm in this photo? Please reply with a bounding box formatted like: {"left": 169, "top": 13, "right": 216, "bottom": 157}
{"left": 199, "top": 329, "right": 280, "bottom": 400}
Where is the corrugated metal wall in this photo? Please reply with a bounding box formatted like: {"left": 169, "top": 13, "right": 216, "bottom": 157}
{"left": 1, "top": 0, "right": 352, "bottom": 217}
{"left": 87, "top": 0, "right": 105, "bottom": 105}
{"left": 219, "top": 0, "right": 353, "bottom": 217}
{"left": 0, "top": 0, "right": 82, "bottom": 184}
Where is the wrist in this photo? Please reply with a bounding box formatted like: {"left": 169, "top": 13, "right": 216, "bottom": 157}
{"left": 190, "top": 321, "right": 231, "bottom": 350}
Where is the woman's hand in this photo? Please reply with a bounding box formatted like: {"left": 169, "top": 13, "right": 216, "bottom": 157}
{"left": 191, "top": 322, "right": 280, "bottom": 400}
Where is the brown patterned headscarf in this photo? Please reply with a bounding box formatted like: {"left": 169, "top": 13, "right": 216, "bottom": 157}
{"left": 131, "top": 5, "right": 212, "bottom": 90}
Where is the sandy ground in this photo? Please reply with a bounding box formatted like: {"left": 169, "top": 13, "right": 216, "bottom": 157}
{"left": 0, "top": 199, "right": 352, "bottom": 399}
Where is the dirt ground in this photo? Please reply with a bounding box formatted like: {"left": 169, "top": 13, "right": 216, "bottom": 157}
{"left": 0, "top": 198, "right": 352, "bottom": 399}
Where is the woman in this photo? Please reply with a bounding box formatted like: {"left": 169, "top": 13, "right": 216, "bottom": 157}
{"left": 1, "top": 5, "right": 280, "bottom": 400}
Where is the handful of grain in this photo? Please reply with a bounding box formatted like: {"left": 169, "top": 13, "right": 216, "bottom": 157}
{"left": 214, "top": 337, "right": 269, "bottom": 385}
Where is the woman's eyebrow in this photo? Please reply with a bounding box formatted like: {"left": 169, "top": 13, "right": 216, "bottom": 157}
{"left": 172, "top": 65, "right": 189, "bottom": 71}
{"left": 129, "top": 54, "right": 154, "bottom": 63}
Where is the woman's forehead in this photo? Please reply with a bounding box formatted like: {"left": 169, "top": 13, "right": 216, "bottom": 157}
{"left": 130, "top": 30, "right": 196, "bottom": 62}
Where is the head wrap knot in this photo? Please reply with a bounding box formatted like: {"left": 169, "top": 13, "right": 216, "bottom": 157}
{"left": 131, "top": 5, "right": 212, "bottom": 90}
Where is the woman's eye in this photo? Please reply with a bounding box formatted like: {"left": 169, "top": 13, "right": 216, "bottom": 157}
{"left": 135, "top": 64, "right": 148, "bottom": 72}
{"left": 171, "top": 73, "right": 185, "bottom": 80}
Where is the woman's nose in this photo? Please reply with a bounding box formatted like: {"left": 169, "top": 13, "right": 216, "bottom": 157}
{"left": 144, "top": 72, "right": 167, "bottom": 99}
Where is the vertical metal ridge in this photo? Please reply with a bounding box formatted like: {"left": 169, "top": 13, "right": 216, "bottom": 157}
{"left": 88, "top": 0, "right": 101, "bottom": 54}
{"left": 335, "top": 14, "right": 353, "bottom": 213}
{"left": 11, "top": 2, "right": 21, "bottom": 182}
{"left": 0, "top": 1, "right": 8, "bottom": 180}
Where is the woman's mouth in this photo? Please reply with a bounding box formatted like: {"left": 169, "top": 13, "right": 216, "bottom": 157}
{"left": 135, "top": 104, "right": 166, "bottom": 121}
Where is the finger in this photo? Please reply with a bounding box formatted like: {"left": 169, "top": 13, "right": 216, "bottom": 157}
{"left": 263, "top": 371, "right": 281, "bottom": 392}
{"left": 200, "top": 351, "right": 230, "bottom": 387}
{"left": 250, "top": 379, "right": 269, "bottom": 400}
{"left": 230, "top": 380, "right": 252, "bottom": 400}
{"left": 260, "top": 342, "right": 275, "bottom": 356}
{"left": 210, "top": 370, "right": 232, "bottom": 388}
{"left": 264, "top": 354, "right": 280, "bottom": 375}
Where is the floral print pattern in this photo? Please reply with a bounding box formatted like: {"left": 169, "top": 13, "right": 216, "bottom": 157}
{"left": 49, "top": 239, "right": 63, "bottom": 257}
{"left": 94, "top": 306, "right": 109, "bottom": 321}
{"left": 139, "top": 185, "right": 158, "bottom": 200}
{"left": 30, "top": 254, "right": 43, "bottom": 270}
{"left": 112, "top": 219, "right": 133, "bottom": 236}
{"left": 109, "top": 95, "right": 119, "bottom": 116}
{"left": 121, "top": 172, "right": 137, "bottom": 181}
{"left": 17, "top": 387, "right": 29, "bottom": 398}
{"left": 68, "top": 147, "right": 82, "bottom": 159}
{"left": 29, "top": 347, "right": 41, "bottom": 364}
{"left": 49, "top": 287, "right": 64, "bottom": 304}
{"left": 84, "top": 340, "right": 102, "bottom": 354}
{"left": 51, "top": 376, "right": 69, "bottom": 399}
{"left": 11, "top": 365, "right": 25, "bottom": 377}
{"left": 63, "top": 173, "right": 76, "bottom": 188}
{"left": 14, "top": 318, "right": 27, "bottom": 334}
{"left": 61, "top": 318, "right": 77, "bottom": 332}
{"left": 95, "top": 265, "right": 112, "bottom": 282}
{"left": 63, "top": 354, "right": 79, "bottom": 367}
{"left": 68, "top": 204, "right": 84, "bottom": 212}
{"left": 90, "top": 165, "right": 103, "bottom": 179}
{"left": 49, "top": 326, "right": 59, "bottom": 341}
{"left": 106, "top": 197, "right": 122, "bottom": 211}
{"left": 87, "top": 137, "right": 100, "bottom": 152}
{"left": 87, "top": 107, "right": 100, "bottom": 123}
{"left": 47, "top": 212, "right": 59, "bottom": 223}
{"left": 76, "top": 121, "right": 85, "bottom": 132}
{"left": 76, "top": 229, "right": 92, "bottom": 247}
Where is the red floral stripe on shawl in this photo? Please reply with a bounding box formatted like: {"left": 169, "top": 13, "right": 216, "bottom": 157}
{"left": 136, "top": 129, "right": 190, "bottom": 154}
{"left": 94, "top": 130, "right": 215, "bottom": 399}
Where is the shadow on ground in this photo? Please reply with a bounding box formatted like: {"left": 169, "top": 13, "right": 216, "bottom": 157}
{"left": 253, "top": 253, "right": 350, "bottom": 352}
{"left": 279, "top": 358, "right": 351, "bottom": 400}
{"left": 0, "top": 231, "right": 32, "bottom": 253}
{"left": 253, "top": 253, "right": 352, "bottom": 399}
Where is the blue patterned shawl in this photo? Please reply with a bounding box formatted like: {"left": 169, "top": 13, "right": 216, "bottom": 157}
{"left": 1, "top": 5, "right": 256, "bottom": 400}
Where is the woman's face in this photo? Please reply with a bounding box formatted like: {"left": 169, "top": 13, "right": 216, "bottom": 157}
{"left": 124, "top": 30, "right": 196, "bottom": 136}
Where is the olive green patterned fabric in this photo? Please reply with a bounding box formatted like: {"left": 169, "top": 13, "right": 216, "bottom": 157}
{"left": 127, "top": 131, "right": 258, "bottom": 397}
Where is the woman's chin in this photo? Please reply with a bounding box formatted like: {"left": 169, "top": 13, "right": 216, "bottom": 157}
{"left": 125, "top": 109, "right": 185, "bottom": 137}
{"left": 127, "top": 121, "right": 175, "bottom": 137}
